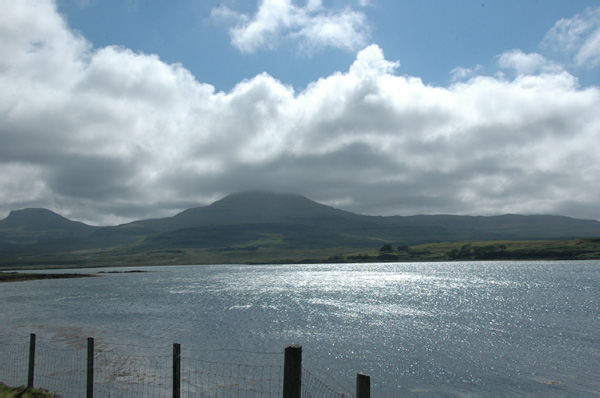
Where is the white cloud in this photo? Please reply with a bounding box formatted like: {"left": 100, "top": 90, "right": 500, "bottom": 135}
{"left": 497, "top": 50, "right": 563, "bottom": 76}
{"left": 542, "top": 6, "right": 600, "bottom": 68}
{"left": 348, "top": 44, "right": 399, "bottom": 77}
{"left": 449, "top": 65, "right": 483, "bottom": 82}
{"left": 211, "top": 0, "right": 370, "bottom": 54}
{"left": 1, "top": 0, "right": 600, "bottom": 224}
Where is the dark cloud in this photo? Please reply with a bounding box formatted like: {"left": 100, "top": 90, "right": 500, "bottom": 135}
{"left": 45, "top": 155, "right": 141, "bottom": 200}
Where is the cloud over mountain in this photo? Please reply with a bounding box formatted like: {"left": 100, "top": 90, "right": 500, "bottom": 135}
{"left": 1, "top": 0, "right": 599, "bottom": 225}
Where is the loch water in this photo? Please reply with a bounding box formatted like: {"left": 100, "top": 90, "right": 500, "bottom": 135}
{"left": 1, "top": 261, "right": 599, "bottom": 396}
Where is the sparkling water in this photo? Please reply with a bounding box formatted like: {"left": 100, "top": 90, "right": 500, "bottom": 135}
{"left": 1, "top": 261, "right": 599, "bottom": 396}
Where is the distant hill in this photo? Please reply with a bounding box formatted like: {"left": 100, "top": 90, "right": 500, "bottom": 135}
{"left": 98, "top": 192, "right": 600, "bottom": 244}
{"left": 1, "top": 192, "right": 600, "bottom": 268}
{"left": 90, "top": 191, "right": 357, "bottom": 236}
{"left": 0, "top": 208, "right": 99, "bottom": 245}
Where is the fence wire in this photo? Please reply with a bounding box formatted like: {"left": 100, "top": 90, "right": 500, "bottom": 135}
{"left": 34, "top": 341, "right": 87, "bottom": 397}
{"left": 182, "top": 356, "right": 283, "bottom": 397}
{"left": 95, "top": 351, "right": 172, "bottom": 398}
{"left": 0, "top": 337, "right": 29, "bottom": 387}
{"left": 0, "top": 334, "right": 355, "bottom": 398}
{"left": 302, "top": 367, "right": 352, "bottom": 398}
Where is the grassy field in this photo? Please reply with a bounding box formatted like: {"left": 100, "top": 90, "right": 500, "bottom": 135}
{"left": 1, "top": 237, "right": 599, "bottom": 270}
{"left": 342, "top": 238, "right": 600, "bottom": 263}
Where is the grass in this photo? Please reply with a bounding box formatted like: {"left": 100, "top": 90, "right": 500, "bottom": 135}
{"left": 0, "top": 383, "right": 53, "bottom": 397}
{"left": 1, "top": 237, "right": 600, "bottom": 270}
{"left": 342, "top": 238, "right": 600, "bottom": 262}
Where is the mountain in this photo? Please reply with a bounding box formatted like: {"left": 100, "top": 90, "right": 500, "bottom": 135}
{"left": 0, "top": 208, "right": 99, "bottom": 245}
{"left": 388, "top": 213, "right": 600, "bottom": 241}
{"left": 75, "top": 191, "right": 600, "bottom": 254}
{"left": 1, "top": 192, "right": 600, "bottom": 268}
{"left": 99, "top": 192, "right": 361, "bottom": 230}
{"left": 87, "top": 192, "right": 371, "bottom": 244}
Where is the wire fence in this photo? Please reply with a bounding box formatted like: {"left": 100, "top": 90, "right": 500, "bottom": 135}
{"left": 303, "top": 367, "right": 350, "bottom": 398}
{"left": 0, "top": 337, "right": 29, "bottom": 388}
{"left": 94, "top": 350, "right": 172, "bottom": 397}
{"left": 0, "top": 333, "right": 360, "bottom": 398}
{"left": 181, "top": 356, "right": 283, "bottom": 397}
{"left": 35, "top": 343, "right": 87, "bottom": 396}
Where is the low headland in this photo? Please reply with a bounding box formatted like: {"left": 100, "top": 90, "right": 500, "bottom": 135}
{"left": 0, "top": 272, "right": 96, "bottom": 283}
{"left": 0, "top": 270, "right": 148, "bottom": 282}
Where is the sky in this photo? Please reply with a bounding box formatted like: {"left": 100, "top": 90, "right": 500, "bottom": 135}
{"left": 1, "top": 0, "right": 600, "bottom": 225}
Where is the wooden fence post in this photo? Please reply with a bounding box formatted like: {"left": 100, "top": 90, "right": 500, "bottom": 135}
{"left": 173, "top": 343, "right": 181, "bottom": 398}
{"left": 87, "top": 337, "right": 94, "bottom": 398}
{"left": 356, "top": 373, "right": 370, "bottom": 398}
{"left": 28, "top": 333, "right": 36, "bottom": 388}
{"left": 283, "top": 344, "right": 302, "bottom": 398}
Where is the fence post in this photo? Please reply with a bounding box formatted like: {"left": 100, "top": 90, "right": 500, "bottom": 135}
{"left": 173, "top": 343, "right": 181, "bottom": 398}
{"left": 356, "top": 373, "right": 370, "bottom": 398}
{"left": 283, "top": 344, "right": 302, "bottom": 398}
{"left": 87, "top": 337, "right": 94, "bottom": 398}
{"left": 28, "top": 333, "right": 36, "bottom": 388}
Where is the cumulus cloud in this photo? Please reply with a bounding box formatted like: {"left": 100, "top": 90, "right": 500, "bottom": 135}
{"left": 542, "top": 6, "right": 600, "bottom": 68}
{"left": 1, "top": 0, "right": 600, "bottom": 224}
{"left": 211, "top": 0, "right": 370, "bottom": 54}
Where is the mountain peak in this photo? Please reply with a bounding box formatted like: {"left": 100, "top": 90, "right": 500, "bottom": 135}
{"left": 209, "top": 191, "right": 347, "bottom": 218}
{"left": 211, "top": 191, "right": 311, "bottom": 208}
{"left": 1, "top": 208, "right": 97, "bottom": 235}
{"left": 4, "top": 208, "right": 67, "bottom": 226}
{"left": 168, "top": 191, "right": 352, "bottom": 227}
